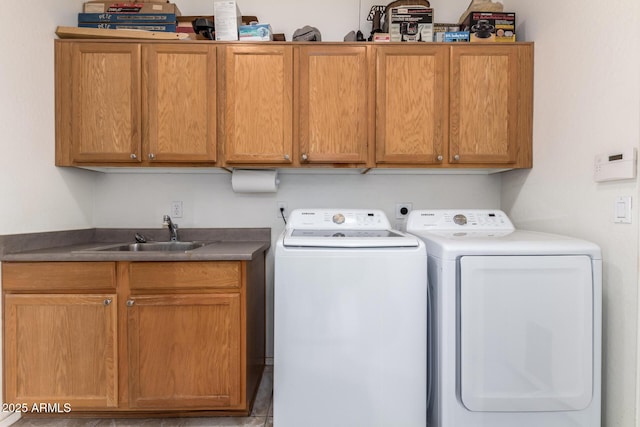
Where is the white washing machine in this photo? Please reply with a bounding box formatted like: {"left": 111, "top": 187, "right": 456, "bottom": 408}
{"left": 274, "top": 209, "right": 427, "bottom": 427}
{"left": 406, "top": 209, "right": 602, "bottom": 427}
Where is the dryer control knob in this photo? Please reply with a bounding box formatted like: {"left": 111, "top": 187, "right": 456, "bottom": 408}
{"left": 332, "top": 213, "right": 345, "bottom": 224}
{"left": 453, "top": 214, "right": 468, "bottom": 225}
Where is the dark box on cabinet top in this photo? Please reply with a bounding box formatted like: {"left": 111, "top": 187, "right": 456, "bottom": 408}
{"left": 461, "top": 12, "right": 516, "bottom": 42}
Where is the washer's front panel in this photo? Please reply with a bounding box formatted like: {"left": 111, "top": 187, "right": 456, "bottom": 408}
{"left": 459, "top": 255, "right": 593, "bottom": 412}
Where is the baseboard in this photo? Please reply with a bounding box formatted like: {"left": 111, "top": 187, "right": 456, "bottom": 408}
{"left": 0, "top": 412, "right": 21, "bottom": 426}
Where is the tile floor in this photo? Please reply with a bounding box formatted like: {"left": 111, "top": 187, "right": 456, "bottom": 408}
{"left": 11, "top": 366, "right": 273, "bottom": 427}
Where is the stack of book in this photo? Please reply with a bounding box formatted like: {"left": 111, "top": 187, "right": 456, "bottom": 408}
{"left": 78, "top": 1, "right": 181, "bottom": 32}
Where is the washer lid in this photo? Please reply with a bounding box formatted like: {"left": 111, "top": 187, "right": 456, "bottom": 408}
{"left": 283, "top": 209, "right": 419, "bottom": 248}
{"left": 283, "top": 228, "right": 420, "bottom": 248}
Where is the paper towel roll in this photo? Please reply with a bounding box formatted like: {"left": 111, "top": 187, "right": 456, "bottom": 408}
{"left": 231, "top": 169, "right": 279, "bottom": 193}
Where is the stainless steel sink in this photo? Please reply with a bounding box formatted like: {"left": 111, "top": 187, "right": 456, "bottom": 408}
{"left": 87, "top": 241, "right": 211, "bottom": 252}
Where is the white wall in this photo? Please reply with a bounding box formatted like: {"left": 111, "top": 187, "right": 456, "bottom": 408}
{"left": 0, "top": 1, "right": 95, "bottom": 235}
{"left": 501, "top": 1, "right": 640, "bottom": 426}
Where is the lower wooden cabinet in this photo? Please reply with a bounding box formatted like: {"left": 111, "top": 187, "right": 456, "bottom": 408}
{"left": 127, "top": 294, "right": 242, "bottom": 409}
{"left": 4, "top": 294, "right": 118, "bottom": 409}
{"left": 2, "top": 258, "right": 265, "bottom": 416}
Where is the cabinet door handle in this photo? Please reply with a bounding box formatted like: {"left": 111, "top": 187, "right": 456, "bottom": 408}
{"left": 130, "top": 153, "right": 137, "bottom": 160}
{"left": 453, "top": 154, "right": 460, "bottom": 161}
{"left": 301, "top": 153, "right": 308, "bottom": 161}
{"left": 103, "top": 298, "right": 112, "bottom": 306}
{"left": 126, "top": 299, "right": 135, "bottom": 307}
{"left": 437, "top": 155, "right": 443, "bottom": 162}
{"left": 284, "top": 154, "right": 290, "bottom": 161}
{"left": 148, "top": 153, "right": 156, "bottom": 160}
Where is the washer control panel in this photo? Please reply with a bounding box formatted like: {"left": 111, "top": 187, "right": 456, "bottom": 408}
{"left": 406, "top": 209, "right": 515, "bottom": 231}
{"left": 288, "top": 209, "right": 391, "bottom": 230}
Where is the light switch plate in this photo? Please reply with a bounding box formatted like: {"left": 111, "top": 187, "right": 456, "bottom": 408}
{"left": 614, "top": 196, "right": 632, "bottom": 224}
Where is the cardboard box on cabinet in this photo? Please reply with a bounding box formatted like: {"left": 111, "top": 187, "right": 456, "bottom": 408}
{"left": 388, "top": 6, "right": 434, "bottom": 42}
{"left": 433, "top": 23, "right": 459, "bottom": 42}
{"left": 83, "top": 1, "right": 181, "bottom": 15}
{"left": 214, "top": 0, "right": 242, "bottom": 41}
{"left": 78, "top": 22, "right": 177, "bottom": 31}
{"left": 239, "top": 23, "right": 272, "bottom": 41}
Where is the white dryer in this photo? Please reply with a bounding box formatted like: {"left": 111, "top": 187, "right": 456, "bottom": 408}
{"left": 406, "top": 209, "right": 602, "bottom": 427}
{"left": 275, "top": 209, "right": 427, "bottom": 427}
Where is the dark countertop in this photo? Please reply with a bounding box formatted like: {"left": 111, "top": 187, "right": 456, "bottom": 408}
{"left": 0, "top": 228, "right": 270, "bottom": 262}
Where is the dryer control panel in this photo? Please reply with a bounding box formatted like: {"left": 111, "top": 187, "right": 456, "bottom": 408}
{"left": 406, "top": 209, "right": 515, "bottom": 231}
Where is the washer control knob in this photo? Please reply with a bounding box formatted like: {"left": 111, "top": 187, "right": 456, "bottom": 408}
{"left": 453, "top": 214, "right": 467, "bottom": 225}
{"left": 332, "top": 213, "right": 345, "bottom": 224}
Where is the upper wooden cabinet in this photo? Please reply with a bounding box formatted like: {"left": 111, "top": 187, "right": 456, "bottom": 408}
{"left": 375, "top": 43, "right": 533, "bottom": 168}
{"left": 55, "top": 40, "right": 533, "bottom": 170}
{"left": 56, "top": 42, "right": 217, "bottom": 166}
{"left": 221, "top": 45, "right": 293, "bottom": 165}
{"left": 221, "top": 44, "right": 373, "bottom": 167}
{"left": 143, "top": 44, "right": 217, "bottom": 163}
{"left": 375, "top": 45, "right": 448, "bottom": 165}
{"left": 61, "top": 42, "right": 141, "bottom": 164}
{"left": 297, "top": 45, "right": 373, "bottom": 166}
{"left": 449, "top": 44, "right": 533, "bottom": 167}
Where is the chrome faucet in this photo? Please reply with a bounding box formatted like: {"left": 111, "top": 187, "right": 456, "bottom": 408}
{"left": 163, "top": 215, "right": 179, "bottom": 241}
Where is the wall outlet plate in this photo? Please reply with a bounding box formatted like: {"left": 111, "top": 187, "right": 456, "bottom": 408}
{"left": 395, "top": 203, "right": 412, "bottom": 219}
{"left": 277, "top": 201, "right": 288, "bottom": 219}
{"left": 170, "top": 201, "right": 183, "bottom": 218}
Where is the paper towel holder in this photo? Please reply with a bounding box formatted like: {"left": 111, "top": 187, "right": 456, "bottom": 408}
{"left": 231, "top": 168, "right": 280, "bottom": 193}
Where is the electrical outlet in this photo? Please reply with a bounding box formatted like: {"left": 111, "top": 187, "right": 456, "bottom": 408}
{"left": 171, "top": 201, "right": 183, "bottom": 218}
{"left": 277, "top": 201, "right": 288, "bottom": 219}
{"left": 395, "top": 203, "right": 412, "bottom": 219}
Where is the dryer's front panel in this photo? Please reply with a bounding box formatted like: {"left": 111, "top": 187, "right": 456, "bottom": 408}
{"left": 459, "top": 255, "right": 593, "bottom": 412}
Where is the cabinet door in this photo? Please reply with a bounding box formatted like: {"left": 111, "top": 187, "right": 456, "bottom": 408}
{"left": 4, "top": 294, "right": 118, "bottom": 409}
{"left": 223, "top": 45, "right": 293, "bottom": 165}
{"left": 70, "top": 43, "right": 141, "bottom": 163}
{"left": 298, "top": 45, "right": 372, "bottom": 165}
{"left": 375, "top": 45, "right": 448, "bottom": 165}
{"left": 144, "top": 44, "right": 217, "bottom": 163}
{"left": 127, "top": 294, "right": 242, "bottom": 409}
{"left": 449, "top": 45, "right": 533, "bottom": 166}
